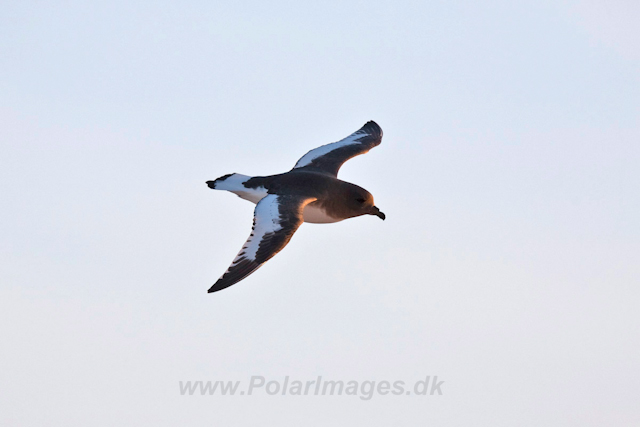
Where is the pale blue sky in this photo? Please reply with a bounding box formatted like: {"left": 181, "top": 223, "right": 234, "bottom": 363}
{"left": 1, "top": 1, "right": 638, "bottom": 425}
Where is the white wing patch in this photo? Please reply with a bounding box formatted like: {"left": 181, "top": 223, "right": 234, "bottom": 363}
{"left": 228, "top": 194, "right": 282, "bottom": 265}
{"left": 291, "top": 121, "right": 382, "bottom": 177}
{"left": 293, "top": 129, "right": 368, "bottom": 169}
{"left": 209, "top": 194, "right": 315, "bottom": 292}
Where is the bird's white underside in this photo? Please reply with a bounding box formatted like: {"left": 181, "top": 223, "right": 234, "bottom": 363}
{"left": 301, "top": 204, "right": 342, "bottom": 223}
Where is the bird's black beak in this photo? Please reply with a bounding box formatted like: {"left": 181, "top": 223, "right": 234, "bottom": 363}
{"left": 370, "top": 205, "right": 385, "bottom": 220}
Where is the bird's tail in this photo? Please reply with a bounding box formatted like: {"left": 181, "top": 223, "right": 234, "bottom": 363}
{"left": 206, "top": 173, "right": 250, "bottom": 190}
{"left": 206, "top": 173, "right": 267, "bottom": 204}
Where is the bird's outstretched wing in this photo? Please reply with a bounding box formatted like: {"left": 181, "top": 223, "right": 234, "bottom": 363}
{"left": 208, "top": 194, "right": 316, "bottom": 293}
{"left": 292, "top": 121, "right": 383, "bottom": 177}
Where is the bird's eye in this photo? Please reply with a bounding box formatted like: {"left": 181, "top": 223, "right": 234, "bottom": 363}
{"left": 356, "top": 198, "right": 366, "bottom": 203}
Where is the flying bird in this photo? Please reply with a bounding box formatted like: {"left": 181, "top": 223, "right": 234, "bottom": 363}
{"left": 206, "top": 121, "right": 385, "bottom": 293}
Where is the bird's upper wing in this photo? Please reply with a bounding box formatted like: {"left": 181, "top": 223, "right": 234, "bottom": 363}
{"left": 208, "top": 194, "right": 316, "bottom": 293}
{"left": 292, "top": 121, "right": 383, "bottom": 177}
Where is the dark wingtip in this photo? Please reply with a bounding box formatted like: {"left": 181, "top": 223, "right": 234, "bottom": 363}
{"left": 207, "top": 281, "right": 224, "bottom": 293}
{"left": 361, "top": 120, "right": 383, "bottom": 138}
{"left": 206, "top": 180, "right": 216, "bottom": 189}
{"left": 207, "top": 259, "right": 262, "bottom": 294}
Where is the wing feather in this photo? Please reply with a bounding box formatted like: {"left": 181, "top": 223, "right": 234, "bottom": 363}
{"left": 292, "top": 121, "right": 382, "bottom": 176}
{"left": 208, "top": 194, "right": 315, "bottom": 293}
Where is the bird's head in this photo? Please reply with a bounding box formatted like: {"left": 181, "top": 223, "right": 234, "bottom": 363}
{"left": 348, "top": 186, "right": 385, "bottom": 220}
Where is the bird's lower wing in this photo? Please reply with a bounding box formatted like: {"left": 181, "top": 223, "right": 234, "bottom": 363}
{"left": 208, "top": 194, "right": 316, "bottom": 293}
